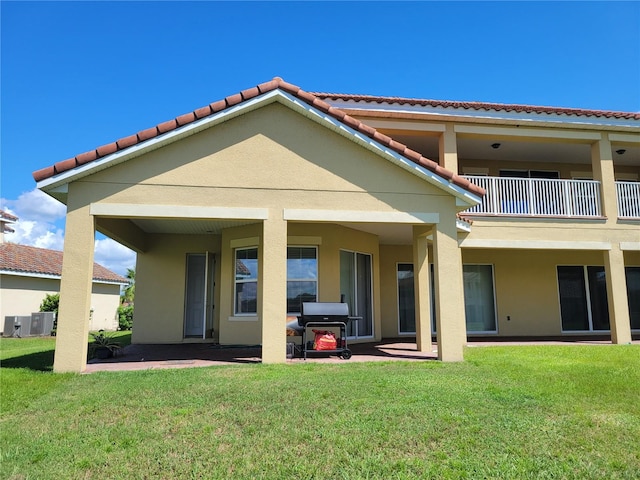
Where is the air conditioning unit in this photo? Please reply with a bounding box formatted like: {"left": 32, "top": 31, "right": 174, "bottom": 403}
{"left": 30, "top": 312, "right": 55, "bottom": 336}
{"left": 3, "top": 316, "right": 32, "bottom": 337}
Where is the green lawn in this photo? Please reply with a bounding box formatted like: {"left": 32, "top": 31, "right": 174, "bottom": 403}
{"left": 1, "top": 337, "right": 639, "bottom": 479}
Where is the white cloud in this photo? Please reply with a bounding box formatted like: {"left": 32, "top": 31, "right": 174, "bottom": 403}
{"left": 94, "top": 238, "right": 137, "bottom": 277}
{"left": 2, "top": 189, "right": 66, "bottom": 222}
{"left": 2, "top": 188, "right": 136, "bottom": 276}
{"left": 1, "top": 189, "right": 66, "bottom": 250}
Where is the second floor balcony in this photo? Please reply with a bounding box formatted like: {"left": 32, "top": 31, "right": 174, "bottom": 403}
{"left": 462, "top": 176, "right": 640, "bottom": 219}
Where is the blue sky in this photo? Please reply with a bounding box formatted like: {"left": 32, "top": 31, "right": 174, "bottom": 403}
{"left": 1, "top": 1, "right": 639, "bottom": 274}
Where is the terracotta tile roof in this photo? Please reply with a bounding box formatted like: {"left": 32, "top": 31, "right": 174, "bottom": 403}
{"left": 32, "top": 77, "right": 485, "bottom": 198}
{"left": 311, "top": 93, "right": 640, "bottom": 120}
{"left": 0, "top": 243, "right": 128, "bottom": 284}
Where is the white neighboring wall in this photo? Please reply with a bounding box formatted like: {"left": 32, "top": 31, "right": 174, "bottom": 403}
{"left": 0, "top": 274, "right": 121, "bottom": 332}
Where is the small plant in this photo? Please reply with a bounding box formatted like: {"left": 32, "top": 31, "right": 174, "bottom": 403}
{"left": 90, "top": 330, "right": 122, "bottom": 359}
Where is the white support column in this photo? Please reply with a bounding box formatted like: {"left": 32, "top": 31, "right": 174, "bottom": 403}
{"left": 604, "top": 246, "right": 632, "bottom": 344}
{"left": 53, "top": 200, "right": 95, "bottom": 373}
{"left": 432, "top": 214, "right": 466, "bottom": 362}
{"left": 413, "top": 226, "right": 432, "bottom": 352}
{"left": 591, "top": 134, "right": 619, "bottom": 219}
{"left": 260, "top": 209, "right": 287, "bottom": 363}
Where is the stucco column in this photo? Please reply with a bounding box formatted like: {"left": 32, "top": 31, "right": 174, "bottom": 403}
{"left": 413, "top": 226, "right": 432, "bottom": 352}
{"left": 591, "top": 135, "right": 618, "bottom": 219}
{"left": 604, "top": 246, "right": 632, "bottom": 344}
{"left": 260, "top": 210, "right": 287, "bottom": 363}
{"left": 53, "top": 201, "right": 95, "bottom": 373}
{"left": 432, "top": 214, "right": 466, "bottom": 362}
{"left": 439, "top": 124, "right": 458, "bottom": 173}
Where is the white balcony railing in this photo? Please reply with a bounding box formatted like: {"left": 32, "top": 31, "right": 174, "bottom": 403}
{"left": 616, "top": 181, "right": 640, "bottom": 219}
{"left": 462, "top": 176, "right": 602, "bottom": 218}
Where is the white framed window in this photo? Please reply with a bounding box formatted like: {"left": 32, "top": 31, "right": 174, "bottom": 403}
{"left": 287, "top": 246, "right": 318, "bottom": 314}
{"left": 234, "top": 247, "right": 258, "bottom": 315}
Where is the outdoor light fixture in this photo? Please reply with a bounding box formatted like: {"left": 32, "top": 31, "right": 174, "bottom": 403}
{"left": 491, "top": 143, "right": 501, "bottom": 149}
{"left": 616, "top": 149, "right": 626, "bottom": 155}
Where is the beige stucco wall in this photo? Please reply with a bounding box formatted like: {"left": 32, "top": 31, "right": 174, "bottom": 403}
{"left": 76, "top": 102, "right": 456, "bottom": 347}
{"left": 376, "top": 246, "right": 640, "bottom": 339}
{"left": 0, "top": 274, "right": 120, "bottom": 333}
{"left": 83, "top": 103, "right": 455, "bottom": 214}
{"left": 133, "top": 233, "right": 222, "bottom": 344}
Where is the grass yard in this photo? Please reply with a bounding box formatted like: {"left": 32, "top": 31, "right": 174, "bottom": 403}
{"left": 1, "top": 337, "right": 639, "bottom": 479}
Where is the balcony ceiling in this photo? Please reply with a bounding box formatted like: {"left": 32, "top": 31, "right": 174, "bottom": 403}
{"left": 388, "top": 133, "right": 640, "bottom": 167}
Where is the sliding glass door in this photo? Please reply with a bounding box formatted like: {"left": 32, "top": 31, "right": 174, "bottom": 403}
{"left": 340, "top": 250, "right": 373, "bottom": 339}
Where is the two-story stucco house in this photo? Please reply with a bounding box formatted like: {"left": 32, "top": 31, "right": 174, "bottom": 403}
{"left": 32, "top": 77, "right": 639, "bottom": 373}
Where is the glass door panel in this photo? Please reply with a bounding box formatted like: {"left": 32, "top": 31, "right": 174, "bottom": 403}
{"left": 340, "top": 250, "right": 373, "bottom": 339}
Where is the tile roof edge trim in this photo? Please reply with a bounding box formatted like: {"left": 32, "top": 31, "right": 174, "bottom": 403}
{"left": 313, "top": 94, "right": 640, "bottom": 121}
{"left": 37, "top": 89, "right": 286, "bottom": 192}
{"left": 322, "top": 99, "right": 640, "bottom": 130}
{"left": 0, "top": 269, "right": 128, "bottom": 284}
{"left": 277, "top": 90, "right": 483, "bottom": 206}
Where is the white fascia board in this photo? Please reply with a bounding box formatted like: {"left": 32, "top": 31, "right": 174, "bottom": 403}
{"left": 324, "top": 99, "right": 640, "bottom": 129}
{"left": 620, "top": 242, "right": 640, "bottom": 251}
{"left": 0, "top": 270, "right": 126, "bottom": 285}
{"left": 456, "top": 219, "right": 472, "bottom": 233}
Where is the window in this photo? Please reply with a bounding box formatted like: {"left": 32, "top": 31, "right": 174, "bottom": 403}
{"left": 557, "top": 266, "right": 609, "bottom": 331}
{"left": 287, "top": 247, "right": 318, "bottom": 314}
{"left": 463, "top": 265, "right": 497, "bottom": 333}
{"left": 235, "top": 248, "right": 258, "bottom": 314}
{"left": 397, "top": 263, "right": 496, "bottom": 335}
{"left": 499, "top": 170, "right": 560, "bottom": 179}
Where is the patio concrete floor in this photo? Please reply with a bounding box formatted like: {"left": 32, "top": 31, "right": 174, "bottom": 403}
{"left": 84, "top": 337, "right": 639, "bottom": 373}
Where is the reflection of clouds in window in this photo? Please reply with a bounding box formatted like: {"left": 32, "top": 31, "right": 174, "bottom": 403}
{"left": 235, "top": 247, "right": 258, "bottom": 314}
{"left": 287, "top": 259, "right": 317, "bottom": 279}
{"left": 287, "top": 247, "right": 318, "bottom": 313}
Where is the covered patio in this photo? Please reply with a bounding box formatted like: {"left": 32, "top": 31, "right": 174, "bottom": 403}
{"left": 85, "top": 340, "right": 439, "bottom": 373}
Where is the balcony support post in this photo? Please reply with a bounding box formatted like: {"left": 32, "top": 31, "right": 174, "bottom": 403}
{"left": 591, "top": 135, "right": 618, "bottom": 219}
{"left": 439, "top": 124, "right": 458, "bottom": 173}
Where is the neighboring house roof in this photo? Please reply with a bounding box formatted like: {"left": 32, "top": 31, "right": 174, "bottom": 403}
{"left": 311, "top": 93, "right": 640, "bottom": 121}
{"left": 0, "top": 243, "right": 128, "bottom": 284}
{"left": 32, "top": 77, "right": 485, "bottom": 198}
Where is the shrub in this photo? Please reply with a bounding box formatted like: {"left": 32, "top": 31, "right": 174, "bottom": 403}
{"left": 117, "top": 305, "right": 134, "bottom": 331}
{"left": 40, "top": 293, "right": 59, "bottom": 335}
{"left": 39, "top": 293, "right": 59, "bottom": 314}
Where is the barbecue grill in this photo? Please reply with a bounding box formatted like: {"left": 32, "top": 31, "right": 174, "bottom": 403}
{"left": 298, "top": 302, "right": 354, "bottom": 360}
